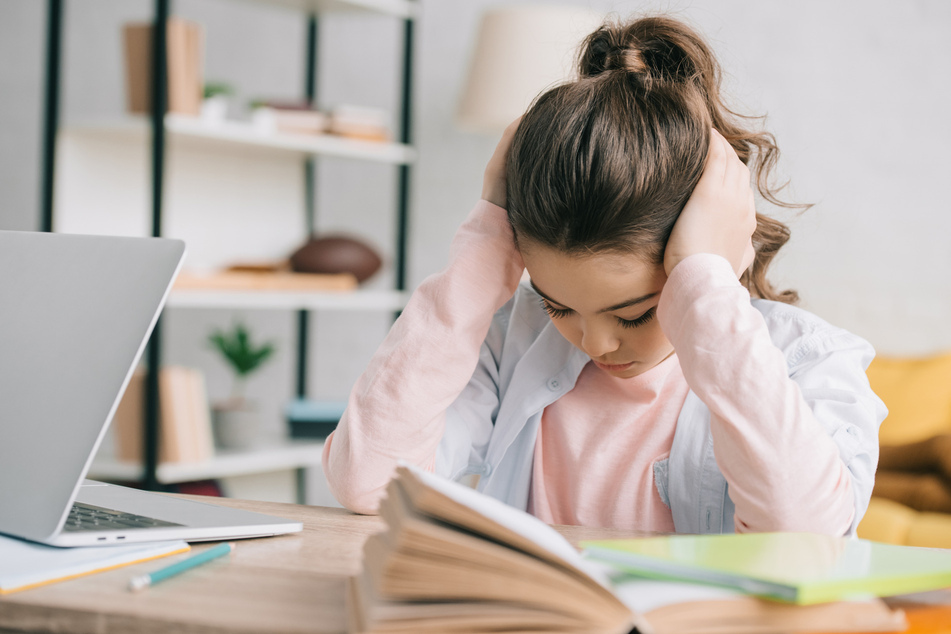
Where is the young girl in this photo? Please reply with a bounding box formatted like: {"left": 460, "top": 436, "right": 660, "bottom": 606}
{"left": 323, "top": 16, "right": 885, "bottom": 536}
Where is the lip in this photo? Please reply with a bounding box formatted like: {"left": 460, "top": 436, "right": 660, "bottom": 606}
{"left": 593, "top": 360, "right": 635, "bottom": 372}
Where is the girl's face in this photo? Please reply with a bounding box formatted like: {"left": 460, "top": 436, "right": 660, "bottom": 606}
{"left": 520, "top": 242, "right": 674, "bottom": 379}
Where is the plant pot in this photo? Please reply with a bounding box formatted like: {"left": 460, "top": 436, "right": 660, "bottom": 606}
{"left": 201, "top": 95, "right": 229, "bottom": 122}
{"left": 212, "top": 401, "right": 259, "bottom": 450}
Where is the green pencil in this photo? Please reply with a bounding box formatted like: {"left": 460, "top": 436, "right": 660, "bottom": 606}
{"left": 129, "top": 542, "right": 234, "bottom": 591}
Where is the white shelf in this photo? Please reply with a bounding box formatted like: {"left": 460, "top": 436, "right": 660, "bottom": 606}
{"left": 89, "top": 438, "right": 325, "bottom": 485}
{"left": 66, "top": 115, "right": 416, "bottom": 165}
{"left": 235, "top": 0, "right": 418, "bottom": 18}
{"left": 167, "top": 287, "right": 408, "bottom": 311}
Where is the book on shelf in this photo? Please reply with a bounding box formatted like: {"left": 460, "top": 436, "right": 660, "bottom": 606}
{"left": 123, "top": 18, "right": 203, "bottom": 117}
{"left": 349, "top": 464, "right": 907, "bottom": 634}
{"left": 582, "top": 531, "right": 951, "bottom": 606}
{"left": 111, "top": 366, "right": 215, "bottom": 464}
{"left": 0, "top": 534, "right": 189, "bottom": 594}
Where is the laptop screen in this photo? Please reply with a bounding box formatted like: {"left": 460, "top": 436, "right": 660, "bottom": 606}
{"left": 0, "top": 230, "right": 184, "bottom": 542}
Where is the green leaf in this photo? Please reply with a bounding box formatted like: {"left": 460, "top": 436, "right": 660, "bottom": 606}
{"left": 208, "top": 323, "right": 276, "bottom": 378}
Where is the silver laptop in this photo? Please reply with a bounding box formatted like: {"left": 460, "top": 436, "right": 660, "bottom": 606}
{"left": 0, "top": 230, "right": 303, "bottom": 547}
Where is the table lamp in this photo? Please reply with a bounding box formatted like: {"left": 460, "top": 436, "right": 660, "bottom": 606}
{"left": 457, "top": 6, "right": 604, "bottom": 133}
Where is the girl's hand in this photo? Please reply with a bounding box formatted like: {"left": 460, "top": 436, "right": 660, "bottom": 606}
{"left": 664, "top": 130, "right": 757, "bottom": 277}
{"left": 481, "top": 118, "right": 521, "bottom": 209}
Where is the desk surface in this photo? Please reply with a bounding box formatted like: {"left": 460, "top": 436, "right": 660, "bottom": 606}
{"left": 0, "top": 495, "right": 646, "bottom": 634}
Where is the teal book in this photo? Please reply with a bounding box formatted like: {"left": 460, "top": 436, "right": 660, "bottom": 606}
{"left": 582, "top": 532, "right": 951, "bottom": 605}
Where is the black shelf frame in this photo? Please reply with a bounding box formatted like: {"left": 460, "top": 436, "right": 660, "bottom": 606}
{"left": 40, "top": 0, "right": 416, "bottom": 495}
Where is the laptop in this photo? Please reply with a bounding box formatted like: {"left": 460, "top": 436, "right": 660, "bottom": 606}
{"left": 0, "top": 229, "right": 303, "bottom": 547}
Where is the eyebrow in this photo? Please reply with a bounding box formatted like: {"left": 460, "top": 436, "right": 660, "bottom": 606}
{"left": 530, "top": 280, "right": 658, "bottom": 314}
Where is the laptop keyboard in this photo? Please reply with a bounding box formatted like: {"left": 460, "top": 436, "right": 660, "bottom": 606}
{"left": 63, "top": 502, "right": 183, "bottom": 532}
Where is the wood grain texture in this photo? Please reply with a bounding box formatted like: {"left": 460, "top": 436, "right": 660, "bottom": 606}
{"left": 8, "top": 495, "right": 942, "bottom": 634}
{"left": 0, "top": 497, "right": 385, "bottom": 634}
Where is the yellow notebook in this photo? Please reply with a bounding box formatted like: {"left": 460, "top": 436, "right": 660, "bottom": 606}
{"left": 583, "top": 532, "right": 951, "bottom": 605}
{"left": 0, "top": 534, "right": 189, "bottom": 594}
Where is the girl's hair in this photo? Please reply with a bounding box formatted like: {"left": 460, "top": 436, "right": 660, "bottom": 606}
{"left": 506, "top": 15, "right": 800, "bottom": 303}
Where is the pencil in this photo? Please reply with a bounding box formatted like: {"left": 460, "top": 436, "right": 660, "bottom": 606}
{"left": 129, "top": 542, "right": 234, "bottom": 591}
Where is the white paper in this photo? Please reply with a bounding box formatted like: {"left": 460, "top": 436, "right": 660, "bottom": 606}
{"left": 408, "top": 465, "right": 594, "bottom": 573}
{"left": 0, "top": 533, "right": 188, "bottom": 592}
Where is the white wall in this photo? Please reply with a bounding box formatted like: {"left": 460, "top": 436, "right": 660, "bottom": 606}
{"left": 1, "top": 1, "right": 950, "bottom": 499}
{"left": 0, "top": 0, "right": 44, "bottom": 232}
{"left": 413, "top": 0, "right": 951, "bottom": 357}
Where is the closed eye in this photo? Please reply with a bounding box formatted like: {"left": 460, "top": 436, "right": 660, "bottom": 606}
{"left": 540, "top": 299, "right": 572, "bottom": 319}
{"left": 617, "top": 307, "right": 656, "bottom": 329}
{"left": 542, "top": 299, "right": 656, "bottom": 329}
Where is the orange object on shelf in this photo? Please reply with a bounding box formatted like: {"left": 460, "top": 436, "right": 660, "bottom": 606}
{"left": 174, "top": 271, "right": 358, "bottom": 292}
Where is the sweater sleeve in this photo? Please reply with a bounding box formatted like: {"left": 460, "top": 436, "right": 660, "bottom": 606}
{"left": 657, "top": 254, "right": 855, "bottom": 535}
{"left": 322, "top": 201, "right": 524, "bottom": 514}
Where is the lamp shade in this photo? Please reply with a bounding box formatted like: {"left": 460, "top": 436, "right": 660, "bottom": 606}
{"left": 457, "top": 6, "right": 604, "bottom": 133}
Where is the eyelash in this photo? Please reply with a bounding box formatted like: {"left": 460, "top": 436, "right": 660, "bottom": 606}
{"left": 540, "top": 300, "right": 656, "bottom": 329}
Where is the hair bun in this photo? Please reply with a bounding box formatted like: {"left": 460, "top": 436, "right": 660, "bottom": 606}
{"left": 578, "top": 24, "right": 647, "bottom": 78}
{"left": 578, "top": 17, "right": 713, "bottom": 87}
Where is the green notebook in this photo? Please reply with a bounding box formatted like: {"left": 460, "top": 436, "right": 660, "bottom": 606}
{"left": 582, "top": 532, "right": 951, "bottom": 605}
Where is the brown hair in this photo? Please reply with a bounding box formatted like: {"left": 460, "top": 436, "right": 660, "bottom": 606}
{"left": 506, "top": 15, "right": 801, "bottom": 303}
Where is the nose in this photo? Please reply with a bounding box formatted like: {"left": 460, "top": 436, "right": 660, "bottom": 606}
{"left": 580, "top": 322, "right": 620, "bottom": 359}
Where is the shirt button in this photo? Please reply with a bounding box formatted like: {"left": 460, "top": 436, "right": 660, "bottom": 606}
{"left": 547, "top": 378, "right": 560, "bottom": 391}
{"left": 481, "top": 463, "right": 493, "bottom": 477}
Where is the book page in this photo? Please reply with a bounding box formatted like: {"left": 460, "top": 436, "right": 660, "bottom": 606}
{"left": 401, "top": 465, "right": 608, "bottom": 584}
{"left": 599, "top": 564, "right": 906, "bottom": 633}
{"left": 605, "top": 568, "right": 747, "bottom": 613}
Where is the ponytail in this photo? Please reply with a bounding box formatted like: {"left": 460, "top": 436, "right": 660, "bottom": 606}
{"left": 508, "top": 15, "right": 803, "bottom": 304}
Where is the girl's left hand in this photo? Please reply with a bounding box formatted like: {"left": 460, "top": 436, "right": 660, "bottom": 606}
{"left": 663, "top": 129, "right": 757, "bottom": 277}
{"left": 481, "top": 118, "right": 521, "bottom": 209}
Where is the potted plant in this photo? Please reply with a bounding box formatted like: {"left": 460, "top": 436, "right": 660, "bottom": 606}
{"left": 208, "top": 322, "right": 275, "bottom": 449}
{"left": 201, "top": 81, "right": 235, "bottom": 122}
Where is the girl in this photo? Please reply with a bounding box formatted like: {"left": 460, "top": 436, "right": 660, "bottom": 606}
{"left": 323, "top": 16, "right": 885, "bottom": 536}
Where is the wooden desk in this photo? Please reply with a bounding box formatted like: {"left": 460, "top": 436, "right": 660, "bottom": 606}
{"left": 0, "top": 495, "right": 642, "bottom": 634}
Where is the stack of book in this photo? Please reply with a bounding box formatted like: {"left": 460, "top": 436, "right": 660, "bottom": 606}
{"left": 350, "top": 465, "right": 951, "bottom": 634}
{"left": 111, "top": 366, "right": 215, "bottom": 464}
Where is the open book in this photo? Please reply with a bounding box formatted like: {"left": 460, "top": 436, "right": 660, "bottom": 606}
{"left": 349, "top": 465, "right": 906, "bottom": 634}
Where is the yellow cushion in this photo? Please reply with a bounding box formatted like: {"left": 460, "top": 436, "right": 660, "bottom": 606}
{"left": 906, "top": 513, "right": 951, "bottom": 549}
{"left": 857, "top": 497, "right": 916, "bottom": 545}
{"left": 858, "top": 498, "right": 951, "bottom": 548}
{"left": 867, "top": 351, "right": 951, "bottom": 446}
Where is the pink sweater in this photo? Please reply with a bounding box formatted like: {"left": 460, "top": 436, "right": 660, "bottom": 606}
{"left": 323, "top": 201, "right": 855, "bottom": 534}
{"left": 529, "top": 355, "right": 687, "bottom": 531}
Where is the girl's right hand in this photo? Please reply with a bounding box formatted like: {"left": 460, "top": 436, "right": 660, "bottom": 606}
{"left": 481, "top": 118, "right": 521, "bottom": 209}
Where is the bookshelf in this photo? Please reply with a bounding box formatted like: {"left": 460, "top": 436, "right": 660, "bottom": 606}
{"left": 41, "top": 0, "right": 416, "bottom": 498}
{"left": 89, "top": 438, "right": 325, "bottom": 503}
{"left": 168, "top": 288, "right": 408, "bottom": 311}
{"left": 67, "top": 115, "right": 417, "bottom": 163}
{"left": 89, "top": 437, "right": 325, "bottom": 504}
{"left": 242, "top": 0, "right": 419, "bottom": 18}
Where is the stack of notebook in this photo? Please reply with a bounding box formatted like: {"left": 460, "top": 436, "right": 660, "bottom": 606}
{"left": 0, "top": 534, "right": 188, "bottom": 595}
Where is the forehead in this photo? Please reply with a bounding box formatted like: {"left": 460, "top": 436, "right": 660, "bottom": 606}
{"left": 520, "top": 244, "right": 666, "bottom": 310}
